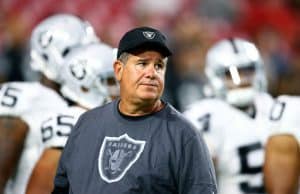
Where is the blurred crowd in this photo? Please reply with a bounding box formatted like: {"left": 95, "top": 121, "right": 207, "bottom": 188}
{"left": 1, "top": 0, "right": 300, "bottom": 111}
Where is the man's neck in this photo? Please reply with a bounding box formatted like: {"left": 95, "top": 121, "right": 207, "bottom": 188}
{"left": 237, "top": 104, "right": 256, "bottom": 119}
{"left": 118, "top": 99, "right": 164, "bottom": 116}
{"left": 40, "top": 75, "right": 60, "bottom": 93}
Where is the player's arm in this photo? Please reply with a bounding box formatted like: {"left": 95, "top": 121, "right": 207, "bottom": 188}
{"left": 27, "top": 113, "right": 77, "bottom": 194}
{"left": 26, "top": 148, "right": 62, "bottom": 194}
{"left": 0, "top": 116, "right": 28, "bottom": 192}
{"left": 264, "top": 134, "right": 300, "bottom": 194}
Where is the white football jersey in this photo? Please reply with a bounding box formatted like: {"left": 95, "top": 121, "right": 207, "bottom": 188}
{"left": 0, "top": 82, "right": 68, "bottom": 194}
{"left": 268, "top": 95, "right": 300, "bottom": 142}
{"left": 265, "top": 95, "right": 300, "bottom": 194}
{"left": 183, "top": 95, "right": 274, "bottom": 194}
{"left": 41, "top": 106, "right": 86, "bottom": 149}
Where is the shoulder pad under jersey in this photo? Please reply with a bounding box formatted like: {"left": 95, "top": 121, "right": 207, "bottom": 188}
{"left": 183, "top": 98, "right": 235, "bottom": 132}
{"left": 0, "top": 82, "right": 67, "bottom": 118}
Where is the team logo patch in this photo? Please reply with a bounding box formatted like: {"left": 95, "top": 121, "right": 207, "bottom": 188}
{"left": 98, "top": 134, "right": 146, "bottom": 183}
{"left": 143, "top": 31, "right": 155, "bottom": 39}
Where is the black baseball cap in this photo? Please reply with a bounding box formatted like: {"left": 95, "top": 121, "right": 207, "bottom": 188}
{"left": 117, "top": 26, "right": 172, "bottom": 58}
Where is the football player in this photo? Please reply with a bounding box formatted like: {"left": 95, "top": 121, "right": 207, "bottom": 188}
{"left": 183, "top": 38, "right": 273, "bottom": 194}
{"left": 264, "top": 95, "right": 300, "bottom": 194}
{"left": 0, "top": 13, "right": 99, "bottom": 194}
{"left": 25, "top": 43, "right": 118, "bottom": 194}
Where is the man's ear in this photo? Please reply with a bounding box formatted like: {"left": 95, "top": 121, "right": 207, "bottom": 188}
{"left": 114, "top": 60, "right": 123, "bottom": 82}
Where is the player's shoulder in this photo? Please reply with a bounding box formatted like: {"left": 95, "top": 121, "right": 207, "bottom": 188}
{"left": 270, "top": 95, "right": 300, "bottom": 141}
{"left": 77, "top": 100, "right": 114, "bottom": 122}
{"left": 184, "top": 98, "right": 231, "bottom": 114}
{"left": 70, "top": 106, "right": 87, "bottom": 114}
{"left": 28, "top": 82, "right": 67, "bottom": 107}
{"left": 0, "top": 81, "right": 67, "bottom": 116}
{"left": 164, "top": 103, "right": 204, "bottom": 136}
{"left": 47, "top": 105, "right": 86, "bottom": 120}
{"left": 274, "top": 94, "right": 300, "bottom": 115}
{"left": 2, "top": 81, "right": 49, "bottom": 93}
{"left": 1, "top": 81, "right": 64, "bottom": 102}
{"left": 277, "top": 94, "right": 300, "bottom": 104}
{"left": 187, "top": 97, "right": 229, "bottom": 108}
{"left": 254, "top": 92, "right": 274, "bottom": 108}
{"left": 273, "top": 95, "right": 300, "bottom": 120}
{"left": 253, "top": 92, "right": 275, "bottom": 117}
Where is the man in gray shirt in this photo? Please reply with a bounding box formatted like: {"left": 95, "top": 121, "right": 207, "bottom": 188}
{"left": 52, "top": 26, "right": 217, "bottom": 194}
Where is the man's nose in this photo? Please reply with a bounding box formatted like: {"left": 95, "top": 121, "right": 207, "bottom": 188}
{"left": 144, "top": 64, "right": 156, "bottom": 76}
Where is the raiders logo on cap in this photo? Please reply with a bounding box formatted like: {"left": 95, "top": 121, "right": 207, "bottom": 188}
{"left": 142, "top": 31, "right": 155, "bottom": 39}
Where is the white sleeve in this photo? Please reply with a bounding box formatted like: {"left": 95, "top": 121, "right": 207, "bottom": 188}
{"left": 270, "top": 95, "right": 300, "bottom": 142}
{"left": 183, "top": 99, "right": 227, "bottom": 158}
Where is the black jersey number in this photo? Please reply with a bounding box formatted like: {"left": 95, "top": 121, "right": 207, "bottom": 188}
{"left": 0, "top": 85, "right": 20, "bottom": 108}
{"left": 197, "top": 113, "right": 211, "bottom": 132}
{"left": 269, "top": 100, "right": 286, "bottom": 121}
{"left": 237, "top": 142, "right": 265, "bottom": 193}
{"left": 41, "top": 115, "right": 74, "bottom": 142}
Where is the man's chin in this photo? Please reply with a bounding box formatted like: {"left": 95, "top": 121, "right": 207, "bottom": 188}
{"left": 138, "top": 94, "right": 160, "bottom": 103}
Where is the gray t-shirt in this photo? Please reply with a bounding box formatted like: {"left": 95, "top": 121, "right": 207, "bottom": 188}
{"left": 53, "top": 100, "right": 217, "bottom": 194}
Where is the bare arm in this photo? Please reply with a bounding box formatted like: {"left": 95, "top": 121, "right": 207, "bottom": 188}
{"left": 0, "top": 116, "right": 28, "bottom": 192}
{"left": 264, "top": 134, "right": 300, "bottom": 194}
{"left": 26, "top": 148, "right": 62, "bottom": 194}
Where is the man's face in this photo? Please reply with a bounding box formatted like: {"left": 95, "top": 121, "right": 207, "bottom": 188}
{"left": 115, "top": 50, "right": 167, "bottom": 104}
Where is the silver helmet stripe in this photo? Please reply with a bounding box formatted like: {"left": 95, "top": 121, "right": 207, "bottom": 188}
{"left": 228, "top": 38, "right": 239, "bottom": 54}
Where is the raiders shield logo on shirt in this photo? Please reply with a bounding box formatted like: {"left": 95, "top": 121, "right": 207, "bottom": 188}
{"left": 98, "top": 133, "right": 146, "bottom": 183}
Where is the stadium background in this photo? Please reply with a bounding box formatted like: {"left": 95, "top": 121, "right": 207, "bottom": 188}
{"left": 1, "top": 0, "right": 300, "bottom": 110}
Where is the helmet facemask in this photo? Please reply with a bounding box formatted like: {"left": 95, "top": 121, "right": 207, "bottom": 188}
{"left": 223, "top": 63, "right": 258, "bottom": 108}
{"left": 205, "top": 38, "right": 267, "bottom": 108}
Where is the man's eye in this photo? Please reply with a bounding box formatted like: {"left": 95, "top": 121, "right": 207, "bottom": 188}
{"left": 155, "top": 63, "right": 164, "bottom": 70}
{"left": 136, "top": 62, "right": 147, "bottom": 67}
